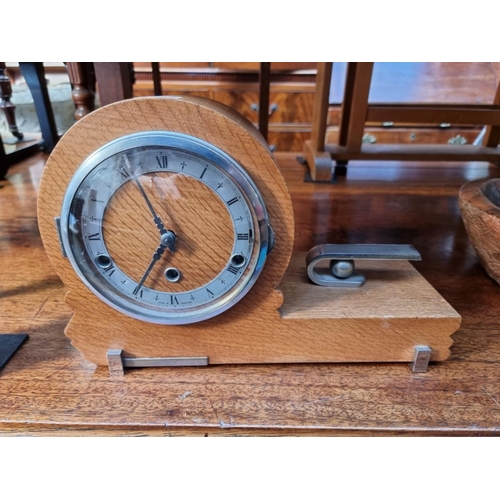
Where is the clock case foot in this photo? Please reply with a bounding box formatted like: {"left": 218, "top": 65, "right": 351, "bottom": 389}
{"left": 107, "top": 349, "right": 208, "bottom": 376}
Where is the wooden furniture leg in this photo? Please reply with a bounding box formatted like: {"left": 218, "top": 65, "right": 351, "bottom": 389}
{"left": 258, "top": 62, "right": 271, "bottom": 142}
{"left": 303, "top": 62, "right": 333, "bottom": 181}
{"left": 339, "top": 62, "right": 374, "bottom": 152}
{"left": 94, "top": 63, "right": 133, "bottom": 106}
{"left": 151, "top": 63, "right": 162, "bottom": 96}
{"left": 18, "top": 62, "right": 59, "bottom": 153}
{"left": 334, "top": 63, "right": 361, "bottom": 176}
{"left": 483, "top": 79, "right": 500, "bottom": 148}
{"left": 66, "top": 62, "right": 96, "bottom": 121}
{"left": 0, "top": 63, "right": 23, "bottom": 140}
{"left": 329, "top": 62, "right": 373, "bottom": 176}
{"left": 0, "top": 135, "right": 8, "bottom": 179}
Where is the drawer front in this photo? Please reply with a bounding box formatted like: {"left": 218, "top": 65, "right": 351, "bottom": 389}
{"left": 213, "top": 62, "right": 317, "bottom": 71}
{"left": 211, "top": 91, "right": 314, "bottom": 124}
{"left": 210, "top": 91, "right": 259, "bottom": 122}
{"left": 133, "top": 84, "right": 211, "bottom": 99}
{"left": 326, "top": 127, "right": 482, "bottom": 145}
{"left": 267, "top": 131, "right": 310, "bottom": 152}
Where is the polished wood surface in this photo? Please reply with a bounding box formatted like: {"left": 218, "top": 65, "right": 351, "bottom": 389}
{"left": 2, "top": 151, "right": 500, "bottom": 435}
{"left": 369, "top": 62, "right": 499, "bottom": 104}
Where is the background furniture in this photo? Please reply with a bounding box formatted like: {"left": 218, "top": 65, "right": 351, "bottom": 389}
{"left": 305, "top": 62, "right": 500, "bottom": 181}
{"left": 66, "top": 62, "right": 317, "bottom": 151}
{"left": 0, "top": 63, "right": 59, "bottom": 178}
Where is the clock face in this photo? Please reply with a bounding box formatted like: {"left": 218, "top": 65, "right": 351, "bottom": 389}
{"left": 59, "top": 132, "right": 272, "bottom": 324}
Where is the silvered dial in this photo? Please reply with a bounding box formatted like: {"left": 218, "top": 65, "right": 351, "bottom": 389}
{"left": 60, "top": 132, "right": 271, "bottom": 324}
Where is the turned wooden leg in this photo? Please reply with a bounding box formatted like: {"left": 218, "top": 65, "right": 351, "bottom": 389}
{"left": 66, "top": 62, "right": 96, "bottom": 120}
{"left": 0, "top": 63, "right": 24, "bottom": 140}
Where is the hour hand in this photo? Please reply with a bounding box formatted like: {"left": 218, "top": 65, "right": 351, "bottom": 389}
{"left": 133, "top": 242, "right": 168, "bottom": 295}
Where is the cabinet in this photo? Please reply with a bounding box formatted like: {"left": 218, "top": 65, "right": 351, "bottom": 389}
{"left": 132, "top": 63, "right": 316, "bottom": 152}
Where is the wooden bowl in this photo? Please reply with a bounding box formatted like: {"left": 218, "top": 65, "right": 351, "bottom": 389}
{"left": 459, "top": 178, "right": 500, "bottom": 285}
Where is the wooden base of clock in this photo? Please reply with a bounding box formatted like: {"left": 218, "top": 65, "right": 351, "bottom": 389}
{"left": 65, "top": 253, "right": 460, "bottom": 370}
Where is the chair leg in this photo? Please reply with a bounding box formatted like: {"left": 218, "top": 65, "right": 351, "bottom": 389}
{"left": 303, "top": 62, "right": 334, "bottom": 181}
{"left": 0, "top": 63, "right": 23, "bottom": 140}
{"left": 258, "top": 62, "right": 271, "bottom": 142}
{"left": 334, "top": 161, "right": 348, "bottom": 177}
{"left": 66, "top": 62, "right": 96, "bottom": 121}
{"left": 19, "top": 62, "right": 59, "bottom": 153}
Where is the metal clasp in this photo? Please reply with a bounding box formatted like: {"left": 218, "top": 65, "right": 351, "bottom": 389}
{"left": 306, "top": 244, "right": 422, "bottom": 288}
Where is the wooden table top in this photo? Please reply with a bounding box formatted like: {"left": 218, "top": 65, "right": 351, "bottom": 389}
{"left": 1, "top": 152, "right": 500, "bottom": 436}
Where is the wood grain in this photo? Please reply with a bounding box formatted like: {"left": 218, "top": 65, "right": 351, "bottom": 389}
{"left": 2, "top": 151, "right": 500, "bottom": 435}
{"left": 38, "top": 97, "right": 294, "bottom": 365}
{"left": 459, "top": 178, "right": 500, "bottom": 285}
{"left": 103, "top": 173, "right": 237, "bottom": 292}
{"left": 36, "top": 96, "right": 459, "bottom": 366}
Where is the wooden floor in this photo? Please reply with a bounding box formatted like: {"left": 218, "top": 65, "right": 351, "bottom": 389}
{"left": 1, "top": 151, "right": 500, "bottom": 435}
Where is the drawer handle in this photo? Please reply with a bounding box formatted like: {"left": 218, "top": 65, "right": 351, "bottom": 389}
{"left": 448, "top": 134, "right": 467, "bottom": 145}
{"left": 250, "top": 103, "right": 278, "bottom": 116}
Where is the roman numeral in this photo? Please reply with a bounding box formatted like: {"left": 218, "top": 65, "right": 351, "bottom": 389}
{"left": 228, "top": 265, "right": 239, "bottom": 274}
{"left": 156, "top": 156, "right": 168, "bottom": 169}
{"left": 200, "top": 167, "right": 207, "bottom": 179}
{"left": 207, "top": 288, "right": 214, "bottom": 297}
{"left": 237, "top": 233, "right": 249, "bottom": 240}
{"left": 90, "top": 190, "right": 103, "bottom": 204}
{"left": 133, "top": 287, "right": 144, "bottom": 298}
{"left": 104, "top": 265, "right": 115, "bottom": 277}
{"left": 227, "top": 197, "right": 238, "bottom": 206}
{"left": 119, "top": 167, "right": 130, "bottom": 179}
{"left": 87, "top": 232, "right": 100, "bottom": 241}
{"left": 170, "top": 295, "right": 179, "bottom": 305}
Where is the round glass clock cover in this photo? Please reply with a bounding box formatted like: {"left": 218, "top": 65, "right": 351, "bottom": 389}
{"left": 59, "top": 131, "right": 273, "bottom": 324}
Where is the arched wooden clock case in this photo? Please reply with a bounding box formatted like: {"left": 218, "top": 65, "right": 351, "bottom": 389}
{"left": 38, "top": 97, "right": 460, "bottom": 368}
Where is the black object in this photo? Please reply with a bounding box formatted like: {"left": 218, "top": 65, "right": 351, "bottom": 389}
{"left": 19, "top": 63, "right": 59, "bottom": 153}
{"left": 0, "top": 334, "right": 28, "bottom": 371}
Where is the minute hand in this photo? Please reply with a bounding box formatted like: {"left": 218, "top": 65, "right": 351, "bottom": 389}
{"left": 123, "top": 155, "right": 175, "bottom": 251}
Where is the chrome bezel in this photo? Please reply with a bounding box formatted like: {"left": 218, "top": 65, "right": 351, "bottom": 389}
{"left": 60, "top": 131, "right": 270, "bottom": 325}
